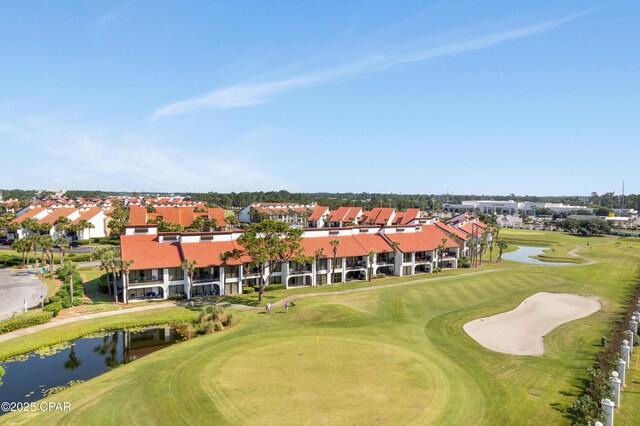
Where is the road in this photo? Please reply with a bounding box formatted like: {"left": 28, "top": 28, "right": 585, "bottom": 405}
{"left": 0, "top": 245, "right": 115, "bottom": 254}
{"left": 0, "top": 269, "right": 47, "bottom": 321}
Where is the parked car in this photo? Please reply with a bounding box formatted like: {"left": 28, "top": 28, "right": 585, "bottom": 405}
{"left": 70, "top": 241, "right": 80, "bottom": 248}
{"left": 3, "top": 239, "right": 13, "bottom": 246}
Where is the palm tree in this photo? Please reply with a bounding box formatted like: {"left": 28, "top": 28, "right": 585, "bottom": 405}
{"left": 436, "top": 238, "right": 448, "bottom": 269}
{"left": 314, "top": 248, "right": 325, "bottom": 285}
{"left": 479, "top": 234, "right": 488, "bottom": 265}
{"left": 329, "top": 239, "right": 340, "bottom": 285}
{"left": 96, "top": 247, "right": 116, "bottom": 298}
{"left": 496, "top": 240, "right": 508, "bottom": 262}
{"left": 54, "top": 216, "right": 71, "bottom": 235}
{"left": 13, "top": 238, "right": 29, "bottom": 266}
{"left": 368, "top": 249, "right": 376, "bottom": 281}
{"left": 181, "top": 258, "right": 197, "bottom": 299}
{"left": 54, "top": 237, "right": 70, "bottom": 264}
{"left": 39, "top": 235, "right": 55, "bottom": 273}
{"left": 38, "top": 222, "right": 53, "bottom": 236}
{"left": 64, "top": 260, "right": 78, "bottom": 307}
{"left": 26, "top": 234, "right": 40, "bottom": 267}
{"left": 120, "top": 259, "right": 134, "bottom": 304}
{"left": 77, "top": 219, "right": 94, "bottom": 240}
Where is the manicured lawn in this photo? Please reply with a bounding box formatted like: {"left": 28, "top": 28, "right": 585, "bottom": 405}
{"left": 4, "top": 232, "right": 640, "bottom": 425}
{"left": 36, "top": 274, "right": 62, "bottom": 297}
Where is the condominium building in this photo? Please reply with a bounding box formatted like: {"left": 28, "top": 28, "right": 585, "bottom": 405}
{"left": 118, "top": 219, "right": 479, "bottom": 302}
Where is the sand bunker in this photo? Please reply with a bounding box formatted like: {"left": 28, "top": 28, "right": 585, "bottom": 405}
{"left": 464, "top": 292, "right": 601, "bottom": 356}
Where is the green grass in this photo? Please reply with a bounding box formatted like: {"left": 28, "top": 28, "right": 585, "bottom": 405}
{"left": 3, "top": 231, "right": 640, "bottom": 425}
{"left": 36, "top": 274, "right": 62, "bottom": 297}
{"left": 214, "top": 259, "right": 516, "bottom": 307}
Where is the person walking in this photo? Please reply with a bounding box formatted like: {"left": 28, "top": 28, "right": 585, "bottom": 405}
{"left": 284, "top": 301, "right": 289, "bottom": 313}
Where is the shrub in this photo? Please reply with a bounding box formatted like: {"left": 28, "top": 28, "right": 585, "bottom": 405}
{"left": 458, "top": 256, "right": 471, "bottom": 268}
{"left": 168, "top": 293, "right": 185, "bottom": 300}
{"left": 203, "top": 320, "right": 216, "bottom": 335}
{"left": 222, "top": 313, "right": 234, "bottom": 327}
{"left": 213, "top": 321, "right": 223, "bottom": 332}
{"left": 43, "top": 302, "right": 63, "bottom": 317}
{"left": 66, "top": 253, "right": 93, "bottom": 262}
{"left": 242, "top": 286, "right": 255, "bottom": 294}
{"left": 0, "top": 310, "right": 53, "bottom": 334}
{"left": 264, "top": 284, "right": 284, "bottom": 292}
{"left": 172, "top": 323, "right": 196, "bottom": 339}
{"left": 373, "top": 273, "right": 385, "bottom": 279}
{"left": 48, "top": 295, "right": 61, "bottom": 303}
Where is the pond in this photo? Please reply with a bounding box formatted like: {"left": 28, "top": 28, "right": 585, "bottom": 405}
{"left": 0, "top": 327, "right": 180, "bottom": 410}
{"left": 501, "top": 246, "right": 569, "bottom": 265}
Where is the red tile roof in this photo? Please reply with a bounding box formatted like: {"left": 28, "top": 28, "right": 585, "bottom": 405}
{"left": 460, "top": 222, "right": 485, "bottom": 237}
{"left": 400, "top": 208, "right": 420, "bottom": 225}
{"left": 435, "top": 221, "right": 470, "bottom": 241}
{"left": 71, "top": 208, "right": 103, "bottom": 225}
{"left": 128, "top": 206, "right": 148, "bottom": 225}
{"left": 385, "top": 225, "right": 459, "bottom": 253}
{"left": 39, "top": 208, "right": 76, "bottom": 225}
{"left": 308, "top": 206, "right": 329, "bottom": 221}
{"left": 206, "top": 208, "right": 227, "bottom": 228}
{"left": 180, "top": 240, "right": 247, "bottom": 267}
{"left": 364, "top": 207, "right": 395, "bottom": 225}
{"left": 301, "top": 236, "right": 362, "bottom": 258}
{"left": 352, "top": 234, "right": 393, "bottom": 254}
{"left": 328, "top": 207, "right": 361, "bottom": 224}
{"left": 120, "top": 234, "right": 182, "bottom": 270}
{"left": 13, "top": 207, "right": 46, "bottom": 224}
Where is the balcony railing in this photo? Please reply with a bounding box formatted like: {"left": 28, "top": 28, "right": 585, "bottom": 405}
{"left": 345, "top": 261, "right": 367, "bottom": 269}
{"left": 376, "top": 257, "right": 394, "bottom": 265}
{"left": 130, "top": 277, "right": 163, "bottom": 285}
{"left": 243, "top": 268, "right": 260, "bottom": 277}
{"left": 193, "top": 275, "right": 221, "bottom": 283}
{"left": 415, "top": 255, "right": 432, "bottom": 263}
{"left": 289, "top": 266, "right": 312, "bottom": 274}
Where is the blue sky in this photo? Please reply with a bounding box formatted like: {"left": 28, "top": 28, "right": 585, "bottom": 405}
{"left": 1, "top": 1, "right": 638, "bottom": 195}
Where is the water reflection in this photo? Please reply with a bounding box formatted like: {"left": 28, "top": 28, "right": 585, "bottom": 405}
{"left": 0, "top": 327, "right": 180, "bottom": 410}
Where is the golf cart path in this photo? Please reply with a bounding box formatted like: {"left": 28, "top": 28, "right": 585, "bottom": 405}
{"left": 0, "top": 243, "right": 597, "bottom": 343}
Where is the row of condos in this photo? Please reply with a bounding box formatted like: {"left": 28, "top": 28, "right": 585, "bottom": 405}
{"left": 119, "top": 219, "right": 488, "bottom": 302}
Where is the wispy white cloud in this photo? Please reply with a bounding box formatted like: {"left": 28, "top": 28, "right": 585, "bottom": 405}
{"left": 151, "top": 11, "right": 587, "bottom": 121}
{"left": 1, "top": 118, "right": 284, "bottom": 192}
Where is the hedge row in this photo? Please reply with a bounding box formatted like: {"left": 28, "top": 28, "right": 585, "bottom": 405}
{"left": 0, "top": 310, "right": 53, "bottom": 334}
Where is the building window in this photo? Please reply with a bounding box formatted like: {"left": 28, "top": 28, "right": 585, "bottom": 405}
{"left": 226, "top": 265, "right": 240, "bottom": 279}
{"left": 168, "top": 267, "right": 183, "bottom": 281}
{"left": 403, "top": 266, "right": 412, "bottom": 276}
{"left": 168, "top": 285, "right": 185, "bottom": 295}
{"left": 317, "top": 258, "right": 328, "bottom": 270}
{"left": 331, "top": 272, "right": 342, "bottom": 283}
{"left": 269, "top": 275, "right": 282, "bottom": 285}
{"left": 316, "top": 274, "right": 327, "bottom": 285}
{"left": 403, "top": 253, "right": 412, "bottom": 262}
{"left": 270, "top": 262, "right": 282, "bottom": 272}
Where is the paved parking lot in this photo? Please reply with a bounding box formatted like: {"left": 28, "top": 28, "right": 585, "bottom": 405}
{"left": 0, "top": 269, "right": 47, "bottom": 321}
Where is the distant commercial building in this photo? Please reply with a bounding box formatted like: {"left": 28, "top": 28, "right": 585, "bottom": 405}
{"left": 444, "top": 200, "right": 593, "bottom": 215}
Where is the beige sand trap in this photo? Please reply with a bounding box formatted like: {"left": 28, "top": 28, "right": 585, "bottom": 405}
{"left": 464, "top": 292, "right": 601, "bottom": 356}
